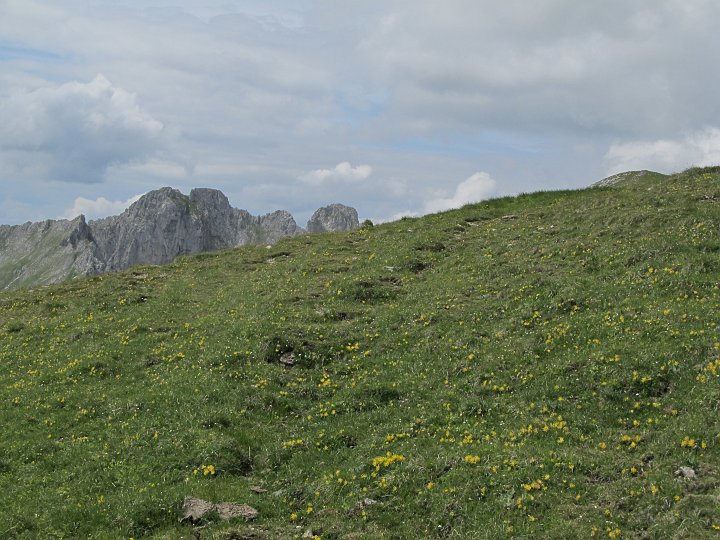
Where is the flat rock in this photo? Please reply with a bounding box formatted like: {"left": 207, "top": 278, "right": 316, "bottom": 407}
{"left": 215, "top": 502, "right": 259, "bottom": 520}
{"left": 182, "top": 496, "right": 258, "bottom": 522}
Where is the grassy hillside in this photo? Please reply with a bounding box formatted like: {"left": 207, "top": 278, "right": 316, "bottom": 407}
{"left": 1, "top": 167, "right": 719, "bottom": 539}
{"left": 0, "top": 224, "right": 83, "bottom": 292}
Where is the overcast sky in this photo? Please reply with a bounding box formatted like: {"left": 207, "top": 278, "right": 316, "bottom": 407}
{"left": 2, "top": 1, "right": 720, "bottom": 225}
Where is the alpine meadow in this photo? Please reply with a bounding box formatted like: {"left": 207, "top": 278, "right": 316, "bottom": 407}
{"left": 1, "top": 167, "right": 719, "bottom": 539}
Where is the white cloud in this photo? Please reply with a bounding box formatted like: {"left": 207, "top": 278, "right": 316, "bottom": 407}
{"left": 0, "top": 74, "right": 163, "bottom": 183}
{"left": 61, "top": 194, "right": 144, "bottom": 221}
{"left": 299, "top": 161, "right": 373, "bottom": 186}
{"left": 423, "top": 172, "right": 497, "bottom": 214}
{"left": 128, "top": 159, "right": 191, "bottom": 179}
{"left": 2, "top": 2, "right": 720, "bottom": 224}
{"left": 605, "top": 127, "right": 720, "bottom": 175}
{"left": 356, "top": 2, "right": 720, "bottom": 137}
{"left": 0, "top": 198, "right": 38, "bottom": 225}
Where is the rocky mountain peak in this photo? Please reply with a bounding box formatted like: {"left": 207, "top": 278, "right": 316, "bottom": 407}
{"left": 190, "top": 188, "right": 232, "bottom": 215}
{"left": 123, "top": 187, "right": 188, "bottom": 219}
{"left": 306, "top": 204, "right": 359, "bottom": 233}
{"left": 0, "top": 188, "right": 361, "bottom": 291}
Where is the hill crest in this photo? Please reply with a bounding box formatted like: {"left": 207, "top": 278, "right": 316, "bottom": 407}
{"left": 593, "top": 169, "right": 667, "bottom": 187}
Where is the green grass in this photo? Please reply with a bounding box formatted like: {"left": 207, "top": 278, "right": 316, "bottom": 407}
{"left": 0, "top": 227, "right": 81, "bottom": 291}
{"left": 1, "top": 167, "right": 719, "bottom": 539}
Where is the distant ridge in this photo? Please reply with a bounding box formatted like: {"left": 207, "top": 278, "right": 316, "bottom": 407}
{"left": 0, "top": 187, "right": 359, "bottom": 291}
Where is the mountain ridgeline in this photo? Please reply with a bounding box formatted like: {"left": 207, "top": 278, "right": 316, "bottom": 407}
{"left": 0, "top": 188, "right": 359, "bottom": 291}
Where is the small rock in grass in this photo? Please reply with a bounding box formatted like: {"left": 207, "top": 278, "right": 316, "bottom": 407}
{"left": 674, "top": 466, "right": 696, "bottom": 479}
{"left": 279, "top": 352, "right": 296, "bottom": 366}
{"left": 347, "top": 497, "right": 378, "bottom": 516}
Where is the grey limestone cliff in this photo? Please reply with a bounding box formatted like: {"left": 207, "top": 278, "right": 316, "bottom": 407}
{"left": 306, "top": 204, "right": 359, "bottom": 233}
{"left": 0, "top": 187, "right": 357, "bottom": 291}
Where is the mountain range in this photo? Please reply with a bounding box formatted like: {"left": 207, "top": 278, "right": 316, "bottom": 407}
{"left": 0, "top": 187, "right": 359, "bottom": 291}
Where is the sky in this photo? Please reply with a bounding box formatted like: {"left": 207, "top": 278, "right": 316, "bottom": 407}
{"left": 2, "top": 1, "right": 720, "bottom": 226}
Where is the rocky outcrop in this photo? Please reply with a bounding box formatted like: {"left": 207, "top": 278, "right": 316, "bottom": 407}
{"left": 255, "top": 211, "right": 304, "bottom": 243}
{"left": 87, "top": 187, "right": 306, "bottom": 272}
{"left": 90, "top": 188, "right": 205, "bottom": 271}
{"left": 306, "top": 204, "right": 359, "bottom": 233}
{"left": 0, "top": 187, "right": 355, "bottom": 291}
